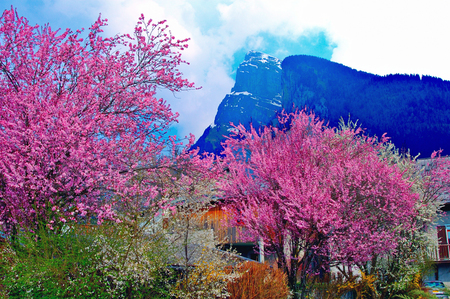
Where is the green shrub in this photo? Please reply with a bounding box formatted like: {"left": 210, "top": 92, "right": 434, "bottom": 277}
{"left": 0, "top": 221, "right": 174, "bottom": 298}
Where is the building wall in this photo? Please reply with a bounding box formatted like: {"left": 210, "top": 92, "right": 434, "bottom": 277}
{"left": 424, "top": 264, "right": 450, "bottom": 287}
{"left": 429, "top": 199, "right": 450, "bottom": 284}
{"left": 204, "top": 205, "right": 266, "bottom": 262}
{"left": 438, "top": 265, "right": 450, "bottom": 285}
{"left": 203, "top": 205, "right": 250, "bottom": 244}
{"left": 435, "top": 211, "right": 450, "bottom": 227}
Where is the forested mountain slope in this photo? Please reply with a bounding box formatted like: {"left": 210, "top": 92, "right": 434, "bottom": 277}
{"left": 194, "top": 52, "right": 450, "bottom": 157}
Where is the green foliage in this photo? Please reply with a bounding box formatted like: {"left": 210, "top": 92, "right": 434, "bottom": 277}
{"left": 307, "top": 272, "right": 376, "bottom": 299}
{"left": 0, "top": 221, "right": 175, "bottom": 298}
{"left": 308, "top": 269, "right": 437, "bottom": 299}
{"left": 394, "top": 289, "right": 436, "bottom": 299}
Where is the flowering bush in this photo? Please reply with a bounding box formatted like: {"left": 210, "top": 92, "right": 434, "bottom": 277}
{"left": 173, "top": 252, "right": 239, "bottom": 299}
{"left": 0, "top": 220, "right": 175, "bottom": 298}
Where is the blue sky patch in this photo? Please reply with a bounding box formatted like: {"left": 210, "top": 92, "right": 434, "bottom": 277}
{"left": 230, "top": 29, "right": 337, "bottom": 78}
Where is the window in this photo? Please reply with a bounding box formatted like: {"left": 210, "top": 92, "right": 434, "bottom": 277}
{"left": 437, "top": 225, "right": 450, "bottom": 260}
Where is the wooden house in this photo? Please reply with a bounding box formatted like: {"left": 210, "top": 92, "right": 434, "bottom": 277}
{"left": 202, "top": 204, "right": 264, "bottom": 262}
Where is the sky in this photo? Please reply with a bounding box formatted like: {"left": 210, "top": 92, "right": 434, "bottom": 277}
{"left": 2, "top": 0, "right": 450, "bottom": 142}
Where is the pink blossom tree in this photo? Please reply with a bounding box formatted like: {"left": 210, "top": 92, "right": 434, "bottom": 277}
{"left": 219, "top": 110, "right": 420, "bottom": 299}
{"left": 341, "top": 137, "right": 447, "bottom": 297}
{"left": 0, "top": 7, "right": 197, "bottom": 235}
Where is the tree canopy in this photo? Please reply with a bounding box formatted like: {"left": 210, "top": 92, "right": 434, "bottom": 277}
{"left": 0, "top": 7, "right": 195, "bottom": 232}
{"left": 219, "top": 110, "right": 423, "bottom": 298}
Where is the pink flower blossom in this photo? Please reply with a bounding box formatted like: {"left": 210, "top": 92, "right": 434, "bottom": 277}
{"left": 0, "top": 7, "right": 195, "bottom": 232}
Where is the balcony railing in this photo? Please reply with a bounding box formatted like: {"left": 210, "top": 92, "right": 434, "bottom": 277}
{"left": 430, "top": 244, "right": 450, "bottom": 261}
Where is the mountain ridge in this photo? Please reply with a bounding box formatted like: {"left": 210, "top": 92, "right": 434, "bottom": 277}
{"left": 194, "top": 51, "right": 450, "bottom": 157}
{"left": 194, "top": 51, "right": 283, "bottom": 154}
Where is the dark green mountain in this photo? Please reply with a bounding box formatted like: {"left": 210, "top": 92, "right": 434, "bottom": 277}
{"left": 194, "top": 51, "right": 450, "bottom": 157}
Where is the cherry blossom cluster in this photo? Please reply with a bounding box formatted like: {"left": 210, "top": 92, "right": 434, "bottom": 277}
{"left": 0, "top": 7, "right": 198, "bottom": 232}
{"left": 219, "top": 110, "right": 421, "bottom": 293}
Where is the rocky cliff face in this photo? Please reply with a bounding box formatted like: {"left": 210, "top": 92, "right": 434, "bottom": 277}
{"left": 194, "top": 51, "right": 450, "bottom": 157}
{"left": 194, "top": 51, "right": 283, "bottom": 154}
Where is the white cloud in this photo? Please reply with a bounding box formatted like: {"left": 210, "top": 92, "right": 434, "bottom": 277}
{"left": 323, "top": 0, "right": 450, "bottom": 79}
{"left": 214, "top": 0, "right": 450, "bottom": 80}
{"left": 5, "top": 0, "right": 450, "bottom": 141}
